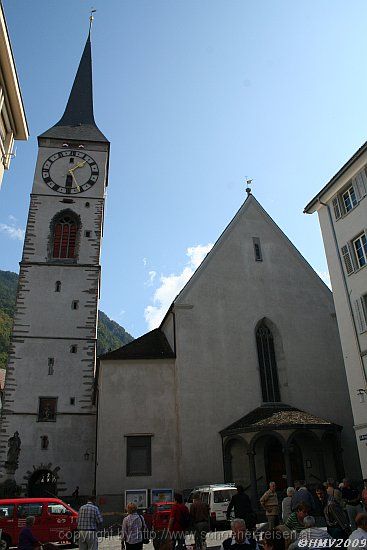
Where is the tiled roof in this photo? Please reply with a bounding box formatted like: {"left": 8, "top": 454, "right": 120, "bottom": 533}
{"left": 99, "top": 329, "right": 175, "bottom": 360}
{"left": 221, "top": 403, "right": 339, "bottom": 434}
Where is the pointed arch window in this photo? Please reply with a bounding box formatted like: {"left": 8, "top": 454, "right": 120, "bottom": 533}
{"left": 52, "top": 213, "right": 78, "bottom": 259}
{"left": 256, "top": 321, "right": 281, "bottom": 402}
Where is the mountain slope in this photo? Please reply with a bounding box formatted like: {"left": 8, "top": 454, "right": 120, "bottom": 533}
{"left": 0, "top": 270, "right": 133, "bottom": 368}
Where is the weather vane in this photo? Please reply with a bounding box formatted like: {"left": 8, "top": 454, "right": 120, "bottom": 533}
{"left": 245, "top": 178, "right": 253, "bottom": 195}
{"left": 89, "top": 8, "right": 97, "bottom": 31}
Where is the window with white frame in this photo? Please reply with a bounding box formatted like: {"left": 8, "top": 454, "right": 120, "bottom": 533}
{"left": 332, "top": 167, "right": 367, "bottom": 220}
{"left": 341, "top": 186, "right": 358, "bottom": 213}
{"left": 353, "top": 233, "right": 367, "bottom": 268}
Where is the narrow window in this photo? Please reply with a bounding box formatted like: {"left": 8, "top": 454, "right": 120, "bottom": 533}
{"left": 41, "top": 435, "right": 49, "bottom": 450}
{"left": 253, "top": 237, "right": 262, "bottom": 261}
{"left": 85, "top": 230, "right": 91, "bottom": 238}
{"left": 51, "top": 213, "right": 78, "bottom": 259}
{"left": 48, "top": 358, "right": 54, "bottom": 376}
{"left": 85, "top": 202, "right": 90, "bottom": 208}
{"left": 256, "top": 321, "right": 281, "bottom": 403}
{"left": 71, "top": 300, "right": 79, "bottom": 310}
{"left": 38, "top": 398, "right": 57, "bottom": 422}
{"left": 70, "top": 397, "right": 75, "bottom": 406}
{"left": 353, "top": 233, "right": 367, "bottom": 268}
{"left": 126, "top": 436, "right": 152, "bottom": 476}
{"left": 55, "top": 281, "right": 61, "bottom": 292}
{"left": 342, "top": 185, "right": 358, "bottom": 213}
{"left": 70, "top": 345, "right": 77, "bottom": 354}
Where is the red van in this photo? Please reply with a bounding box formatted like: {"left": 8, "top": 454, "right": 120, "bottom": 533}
{"left": 0, "top": 498, "right": 78, "bottom": 549}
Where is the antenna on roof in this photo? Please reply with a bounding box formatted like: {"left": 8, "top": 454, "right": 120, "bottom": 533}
{"left": 245, "top": 178, "right": 253, "bottom": 195}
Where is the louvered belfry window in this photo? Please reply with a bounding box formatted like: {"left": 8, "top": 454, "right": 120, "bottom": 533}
{"left": 52, "top": 215, "right": 77, "bottom": 259}
{"left": 256, "top": 322, "right": 281, "bottom": 403}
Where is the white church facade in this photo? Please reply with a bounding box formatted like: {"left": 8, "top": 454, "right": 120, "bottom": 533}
{"left": 96, "top": 194, "right": 360, "bottom": 512}
{"left": 0, "top": 28, "right": 361, "bottom": 507}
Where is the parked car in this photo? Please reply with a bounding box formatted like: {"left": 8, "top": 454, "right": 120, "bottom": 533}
{"left": 187, "top": 484, "right": 237, "bottom": 528}
{"left": 0, "top": 497, "right": 78, "bottom": 549}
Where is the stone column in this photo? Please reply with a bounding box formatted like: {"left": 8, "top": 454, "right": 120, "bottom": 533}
{"left": 247, "top": 450, "right": 258, "bottom": 509}
{"left": 283, "top": 446, "right": 293, "bottom": 487}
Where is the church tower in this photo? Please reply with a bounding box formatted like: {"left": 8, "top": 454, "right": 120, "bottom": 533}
{"left": 0, "top": 29, "right": 109, "bottom": 497}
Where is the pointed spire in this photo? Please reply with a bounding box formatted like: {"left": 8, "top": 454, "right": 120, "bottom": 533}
{"left": 39, "top": 31, "right": 108, "bottom": 143}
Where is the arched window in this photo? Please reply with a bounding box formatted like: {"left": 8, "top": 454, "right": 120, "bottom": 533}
{"left": 51, "top": 213, "right": 78, "bottom": 259}
{"left": 55, "top": 281, "right": 61, "bottom": 292}
{"left": 256, "top": 321, "right": 281, "bottom": 402}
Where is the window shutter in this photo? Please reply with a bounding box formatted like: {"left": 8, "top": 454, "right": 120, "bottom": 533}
{"left": 354, "top": 298, "right": 367, "bottom": 333}
{"left": 332, "top": 197, "right": 342, "bottom": 220}
{"left": 341, "top": 244, "right": 355, "bottom": 275}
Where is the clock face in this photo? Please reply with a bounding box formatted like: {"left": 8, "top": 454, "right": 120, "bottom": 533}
{"left": 42, "top": 150, "right": 99, "bottom": 194}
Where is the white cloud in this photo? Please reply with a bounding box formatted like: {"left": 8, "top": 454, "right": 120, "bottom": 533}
{"left": 317, "top": 270, "right": 331, "bottom": 289}
{"left": 144, "top": 243, "right": 213, "bottom": 330}
{"left": 144, "top": 270, "right": 157, "bottom": 287}
{"left": 0, "top": 222, "right": 25, "bottom": 241}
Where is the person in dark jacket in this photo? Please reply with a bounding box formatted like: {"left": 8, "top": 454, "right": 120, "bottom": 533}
{"left": 18, "top": 516, "right": 42, "bottom": 550}
{"left": 226, "top": 486, "right": 256, "bottom": 530}
{"left": 290, "top": 481, "right": 315, "bottom": 513}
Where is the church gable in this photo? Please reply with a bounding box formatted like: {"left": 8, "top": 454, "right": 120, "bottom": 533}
{"left": 174, "top": 194, "right": 332, "bottom": 310}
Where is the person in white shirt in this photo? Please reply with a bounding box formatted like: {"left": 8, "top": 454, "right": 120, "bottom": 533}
{"left": 348, "top": 513, "right": 367, "bottom": 548}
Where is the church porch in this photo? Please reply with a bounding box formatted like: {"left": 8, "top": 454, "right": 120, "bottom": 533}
{"left": 221, "top": 403, "right": 344, "bottom": 509}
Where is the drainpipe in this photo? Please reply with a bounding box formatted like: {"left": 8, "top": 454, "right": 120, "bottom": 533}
{"left": 317, "top": 198, "right": 367, "bottom": 386}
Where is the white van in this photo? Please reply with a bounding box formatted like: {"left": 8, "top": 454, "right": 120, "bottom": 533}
{"left": 187, "top": 484, "right": 237, "bottom": 528}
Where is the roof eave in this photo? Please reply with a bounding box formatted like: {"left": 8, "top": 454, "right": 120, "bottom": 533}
{"left": 304, "top": 140, "right": 367, "bottom": 214}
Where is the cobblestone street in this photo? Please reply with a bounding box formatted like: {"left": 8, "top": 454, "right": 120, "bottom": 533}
{"left": 99, "top": 531, "right": 229, "bottom": 550}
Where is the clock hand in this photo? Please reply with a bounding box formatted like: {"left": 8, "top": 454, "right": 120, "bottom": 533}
{"left": 70, "top": 160, "right": 87, "bottom": 172}
{"left": 68, "top": 169, "right": 81, "bottom": 191}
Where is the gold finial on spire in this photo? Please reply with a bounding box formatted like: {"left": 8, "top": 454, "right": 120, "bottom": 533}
{"left": 89, "top": 8, "right": 96, "bottom": 32}
{"left": 245, "top": 178, "right": 253, "bottom": 195}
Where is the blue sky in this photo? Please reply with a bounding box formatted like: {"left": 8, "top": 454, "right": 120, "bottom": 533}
{"left": 1, "top": 0, "right": 367, "bottom": 337}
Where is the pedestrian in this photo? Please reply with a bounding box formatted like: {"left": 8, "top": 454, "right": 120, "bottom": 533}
{"left": 221, "top": 518, "right": 259, "bottom": 550}
{"left": 284, "top": 502, "right": 310, "bottom": 534}
{"left": 324, "top": 493, "right": 350, "bottom": 541}
{"left": 290, "top": 481, "right": 314, "bottom": 513}
{"left": 227, "top": 485, "right": 256, "bottom": 530}
{"left": 190, "top": 492, "right": 210, "bottom": 550}
{"left": 281, "top": 488, "right": 295, "bottom": 524}
{"left": 325, "top": 479, "right": 342, "bottom": 503}
{"left": 260, "top": 482, "right": 279, "bottom": 530}
{"left": 313, "top": 485, "right": 327, "bottom": 527}
{"left": 348, "top": 512, "right": 367, "bottom": 546}
{"left": 77, "top": 496, "right": 103, "bottom": 550}
{"left": 341, "top": 478, "right": 363, "bottom": 530}
{"left": 122, "top": 502, "right": 147, "bottom": 550}
{"left": 362, "top": 480, "right": 367, "bottom": 512}
{"left": 18, "top": 516, "right": 42, "bottom": 550}
{"left": 289, "top": 516, "right": 334, "bottom": 550}
{"left": 168, "top": 493, "right": 190, "bottom": 550}
{"left": 261, "top": 530, "right": 285, "bottom": 550}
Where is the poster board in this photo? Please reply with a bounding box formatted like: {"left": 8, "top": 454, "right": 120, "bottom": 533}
{"left": 150, "top": 488, "right": 174, "bottom": 503}
{"left": 125, "top": 489, "right": 148, "bottom": 509}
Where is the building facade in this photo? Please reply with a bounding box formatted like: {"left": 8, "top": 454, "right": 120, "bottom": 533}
{"left": 305, "top": 143, "right": 367, "bottom": 477}
{"left": 0, "top": 32, "right": 109, "bottom": 497}
{"left": 96, "top": 194, "right": 360, "bottom": 512}
{"left": 0, "top": 2, "right": 28, "bottom": 188}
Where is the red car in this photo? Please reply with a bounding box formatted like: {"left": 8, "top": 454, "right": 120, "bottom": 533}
{"left": 144, "top": 502, "right": 174, "bottom": 549}
{"left": 0, "top": 497, "right": 78, "bottom": 549}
